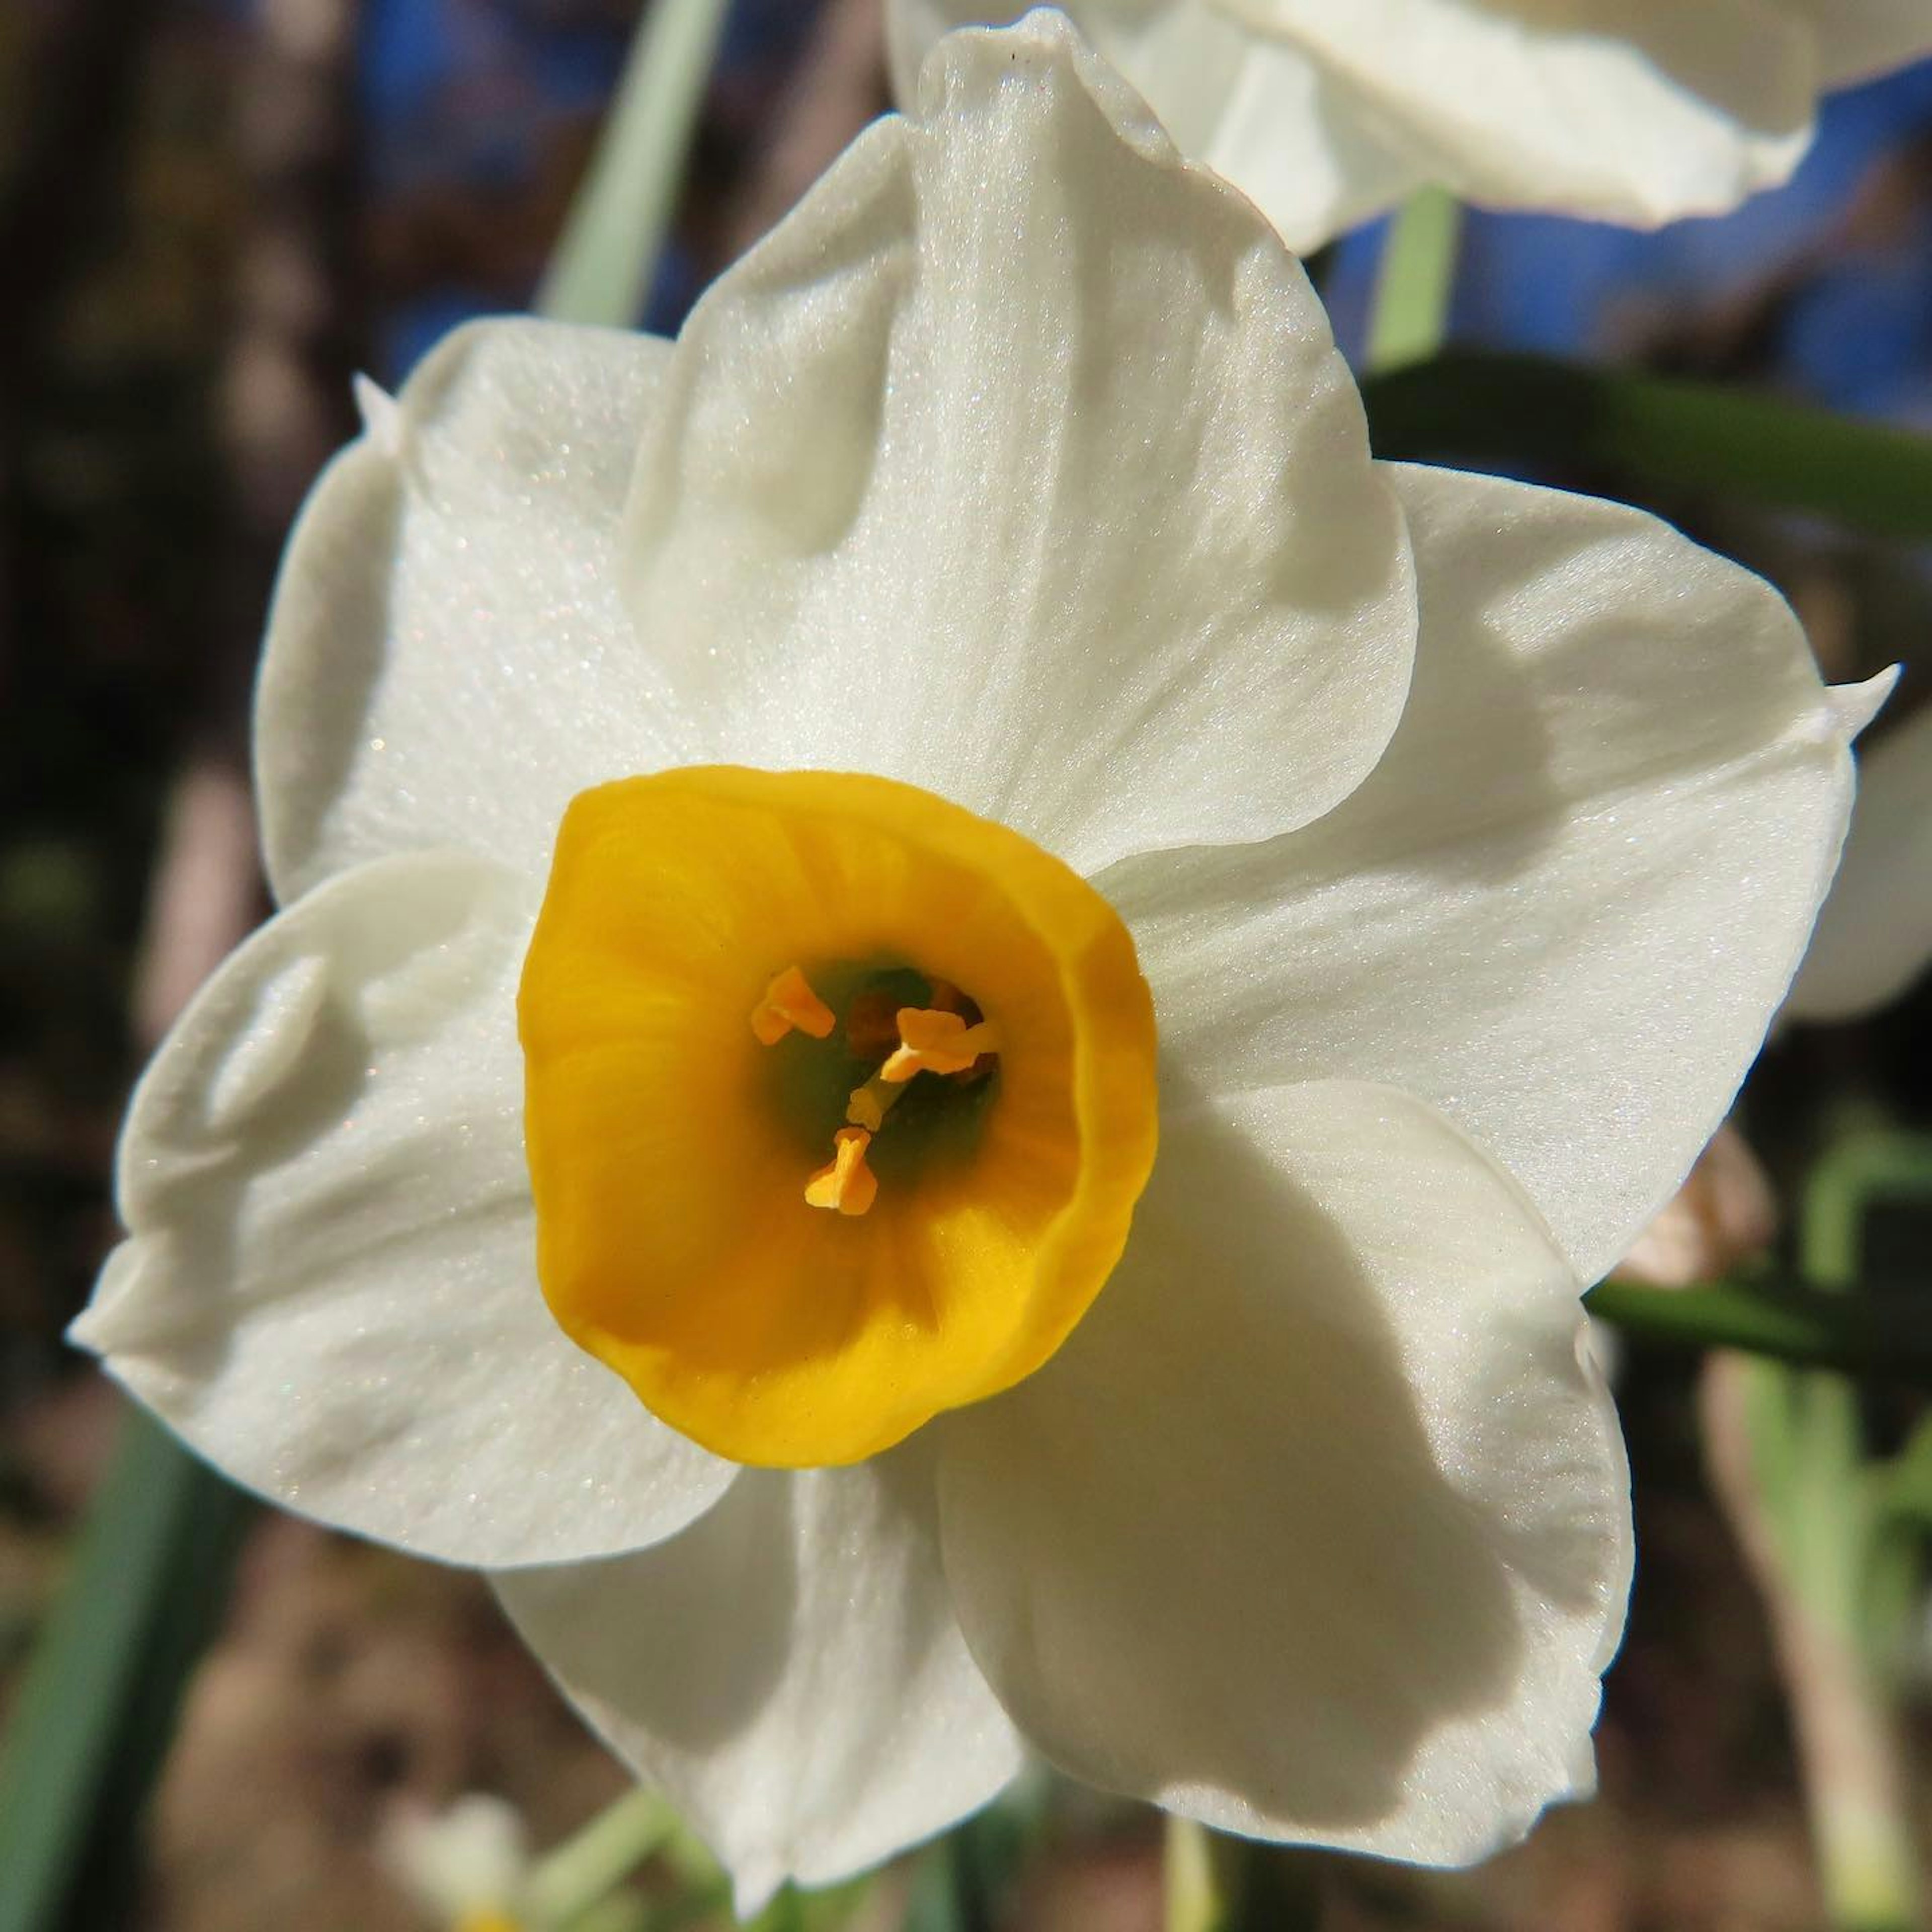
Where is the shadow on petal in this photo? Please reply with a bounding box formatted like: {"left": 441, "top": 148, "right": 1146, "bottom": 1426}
{"left": 938, "top": 1092, "right": 1600, "bottom": 1843}
{"left": 503, "top": 1473, "right": 802, "bottom": 1756}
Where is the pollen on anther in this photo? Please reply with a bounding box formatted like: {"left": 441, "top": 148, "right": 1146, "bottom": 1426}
{"left": 751, "top": 965, "right": 836, "bottom": 1045}
{"left": 805, "top": 1128, "right": 878, "bottom": 1217}
{"left": 881, "top": 1007, "right": 1000, "bottom": 1082}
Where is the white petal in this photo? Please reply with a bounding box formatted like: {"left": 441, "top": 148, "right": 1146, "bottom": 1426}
{"left": 72, "top": 851, "right": 732, "bottom": 1567}
{"left": 935, "top": 1081, "right": 1630, "bottom": 1863}
{"left": 1786, "top": 0, "right": 1932, "bottom": 85}
{"left": 883, "top": 0, "right": 1000, "bottom": 101}
{"left": 887, "top": 0, "right": 1431, "bottom": 251}
{"left": 1239, "top": 0, "right": 1817, "bottom": 226}
{"left": 621, "top": 12, "right": 1414, "bottom": 876}
{"left": 257, "top": 318, "right": 701, "bottom": 905}
{"left": 892, "top": 0, "right": 1261, "bottom": 181}
{"left": 1108, "top": 463, "right": 1857, "bottom": 1285}
{"left": 1787, "top": 699, "right": 1932, "bottom": 1022}
{"left": 495, "top": 1454, "right": 1025, "bottom": 1917}
{"left": 891, "top": 0, "right": 1818, "bottom": 236}
{"left": 1196, "top": 28, "right": 1431, "bottom": 252}
{"left": 1831, "top": 665, "right": 1899, "bottom": 742}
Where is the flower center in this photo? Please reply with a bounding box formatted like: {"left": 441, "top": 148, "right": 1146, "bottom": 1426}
{"left": 751, "top": 961, "right": 1003, "bottom": 1217}
{"left": 518, "top": 767, "right": 1158, "bottom": 1468}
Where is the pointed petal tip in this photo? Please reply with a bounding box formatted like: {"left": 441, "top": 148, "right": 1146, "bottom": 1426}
{"left": 908, "top": 4, "right": 1173, "bottom": 168}
{"left": 64, "top": 1304, "right": 105, "bottom": 1357}
{"left": 1832, "top": 664, "right": 1901, "bottom": 743}
{"left": 66, "top": 1240, "right": 148, "bottom": 1359}
{"left": 729, "top": 1862, "right": 784, "bottom": 1924}
{"left": 352, "top": 372, "right": 404, "bottom": 454}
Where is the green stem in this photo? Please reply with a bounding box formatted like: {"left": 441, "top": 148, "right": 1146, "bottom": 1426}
{"left": 535, "top": 0, "right": 733, "bottom": 328}
{"left": 1363, "top": 187, "right": 1462, "bottom": 372}
{"left": 1742, "top": 1345, "right": 1921, "bottom": 1932}
{"left": 525, "top": 1789, "right": 678, "bottom": 1930}
{"left": 1790, "top": 1141, "right": 1928, "bottom": 1932}
{"left": 1164, "top": 1816, "right": 1221, "bottom": 1932}
{"left": 1708, "top": 1134, "right": 1932, "bottom": 1932}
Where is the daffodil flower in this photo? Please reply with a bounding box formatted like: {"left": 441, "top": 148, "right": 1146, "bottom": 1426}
{"left": 74, "top": 16, "right": 1880, "bottom": 1916}
{"left": 891, "top": 0, "right": 1932, "bottom": 250}
{"left": 383, "top": 1794, "right": 534, "bottom": 1932}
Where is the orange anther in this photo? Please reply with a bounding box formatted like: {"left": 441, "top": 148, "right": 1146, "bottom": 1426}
{"left": 751, "top": 965, "right": 836, "bottom": 1045}
{"left": 804, "top": 1128, "right": 878, "bottom": 1217}
{"left": 880, "top": 1007, "right": 1000, "bottom": 1082}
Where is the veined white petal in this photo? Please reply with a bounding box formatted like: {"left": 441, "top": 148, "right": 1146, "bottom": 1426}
{"left": 72, "top": 851, "right": 732, "bottom": 1567}
{"left": 496, "top": 1453, "right": 1025, "bottom": 1918}
{"left": 936, "top": 1081, "right": 1630, "bottom": 1863}
{"left": 1234, "top": 0, "right": 1816, "bottom": 226}
{"left": 887, "top": 0, "right": 1427, "bottom": 249}
{"left": 896, "top": 1, "right": 1429, "bottom": 253}
{"left": 1787, "top": 698, "right": 1932, "bottom": 1022}
{"left": 257, "top": 319, "right": 701, "bottom": 905}
{"left": 1108, "top": 463, "right": 1857, "bottom": 1285}
{"left": 889, "top": 0, "right": 1253, "bottom": 160}
{"left": 890, "top": 0, "right": 1827, "bottom": 238}
{"left": 621, "top": 10, "right": 1415, "bottom": 876}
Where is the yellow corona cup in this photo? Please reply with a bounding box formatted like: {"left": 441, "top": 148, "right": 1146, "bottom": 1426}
{"left": 520, "top": 767, "right": 1158, "bottom": 1466}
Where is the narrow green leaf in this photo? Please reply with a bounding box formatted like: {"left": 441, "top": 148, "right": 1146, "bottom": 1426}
{"left": 1363, "top": 188, "right": 1462, "bottom": 373}
{"left": 1585, "top": 1274, "right": 1932, "bottom": 1384}
{"left": 0, "top": 1406, "right": 248, "bottom": 1932}
{"left": 1361, "top": 351, "right": 1932, "bottom": 540}
{"left": 535, "top": 0, "right": 733, "bottom": 328}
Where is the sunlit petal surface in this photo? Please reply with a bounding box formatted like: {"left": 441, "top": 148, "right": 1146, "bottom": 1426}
{"left": 1109, "top": 463, "right": 1860, "bottom": 1283}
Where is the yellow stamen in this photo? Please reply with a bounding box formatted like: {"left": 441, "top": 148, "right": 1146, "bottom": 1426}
{"left": 881, "top": 1006, "right": 1000, "bottom": 1082}
{"left": 845, "top": 1076, "right": 896, "bottom": 1132}
{"left": 455, "top": 1913, "right": 523, "bottom": 1932}
{"left": 804, "top": 1128, "right": 878, "bottom": 1217}
{"left": 750, "top": 964, "right": 835, "bottom": 1045}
